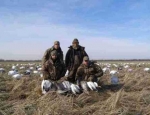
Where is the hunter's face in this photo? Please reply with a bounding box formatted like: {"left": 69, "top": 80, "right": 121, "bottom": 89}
{"left": 73, "top": 42, "right": 79, "bottom": 47}
{"left": 51, "top": 55, "right": 57, "bottom": 60}
{"left": 84, "top": 60, "right": 89, "bottom": 66}
{"left": 54, "top": 44, "right": 60, "bottom": 49}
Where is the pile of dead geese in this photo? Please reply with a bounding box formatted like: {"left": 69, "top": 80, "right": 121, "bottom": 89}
{"left": 41, "top": 79, "right": 100, "bottom": 95}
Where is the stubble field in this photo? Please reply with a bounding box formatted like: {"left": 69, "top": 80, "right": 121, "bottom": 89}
{"left": 0, "top": 61, "right": 150, "bottom": 115}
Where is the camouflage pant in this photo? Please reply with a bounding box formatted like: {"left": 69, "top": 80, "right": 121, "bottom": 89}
{"left": 42, "top": 69, "right": 51, "bottom": 80}
{"left": 43, "top": 70, "right": 64, "bottom": 81}
{"left": 43, "top": 71, "right": 64, "bottom": 84}
{"left": 67, "top": 68, "right": 78, "bottom": 83}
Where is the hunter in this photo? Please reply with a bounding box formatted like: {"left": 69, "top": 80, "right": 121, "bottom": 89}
{"left": 42, "top": 41, "right": 63, "bottom": 66}
{"left": 65, "top": 38, "right": 88, "bottom": 82}
{"left": 42, "top": 50, "right": 66, "bottom": 81}
{"left": 76, "top": 56, "right": 103, "bottom": 85}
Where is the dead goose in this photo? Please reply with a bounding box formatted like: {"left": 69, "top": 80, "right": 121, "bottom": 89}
{"left": 12, "top": 74, "right": 23, "bottom": 80}
{"left": 87, "top": 81, "right": 98, "bottom": 91}
{"left": 0, "top": 68, "right": 5, "bottom": 73}
{"left": 8, "top": 69, "right": 18, "bottom": 76}
{"left": 41, "top": 80, "right": 53, "bottom": 94}
{"left": 93, "top": 82, "right": 98, "bottom": 87}
{"left": 62, "top": 81, "right": 71, "bottom": 90}
{"left": 80, "top": 81, "right": 100, "bottom": 92}
{"left": 70, "top": 84, "right": 81, "bottom": 94}
{"left": 55, "top": 82, "right": 70, "bottom": 94}
{"left": 144, "top": 68, "right": 150, "bottom": 72}
{"left": 80, "top": 81, "right": 89, "bottom": 94}
{"left": 41, "top": 80, "right": 68, "bottom": 94}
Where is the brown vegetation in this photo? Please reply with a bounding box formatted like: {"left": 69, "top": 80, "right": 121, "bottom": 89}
{"left": 0, "top": 63, "right": 150, "bottom": 115}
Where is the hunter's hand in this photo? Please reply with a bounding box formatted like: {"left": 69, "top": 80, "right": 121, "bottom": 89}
{"left": 60, "top": 76, "right": 68, "bottom": 81}
{"left": 89, "top": 75, "right": 95, "bottom": 81}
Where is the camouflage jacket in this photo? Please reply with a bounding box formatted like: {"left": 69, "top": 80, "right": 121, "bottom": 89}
{"left": 65, "top": 45, "right": 88, "bottom": 70}
{"left": 42, "top": 58, "right": 66, "bottom": 81}
{"left": 42, "top": 46, "right": 63, "bottom": 65}
{"left": 76, "top": 62, "right": 103, "bottom": 82}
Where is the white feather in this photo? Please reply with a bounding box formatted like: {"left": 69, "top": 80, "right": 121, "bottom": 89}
{"left": 62, "top": 81, "right": 71, "bottom": 90}
{"left": 0, "top": 68, "right": 5, "bottom": 73}
{"left": 93, "top": 82, "right": 98, "bottom": 87}
{"left": 38, "top": 68, "right": 42, "bottom": 71}
{"left": 8, "top": 70, "right": 18, "bottom": 76}
{"left": 124, "top": 65, "right": 129, "bottom": 69}
{"left": 40, "top": 74, "right": 43, "bottom": 78}
{"left": 33, "top": 70, "right": 39, "bottom": 74}
{"left": 144, "top": 68, "right": 150, "bottom": 72}
{"left": 20, "top": 66, "right": 25, "bottom": 70}
{"left": 41, "top": 80, "right": 52, "bottom": 94}
{"left": 87, "top": 82, "right": 97, "bottom": 91}
{"left": 70, "top": 84, "right": 80, "bottom": 94}
{"left": 80, "top": 81, "right": 89, "bottom": 91}
{"left": 65, "top": 70, "right": 69, "bottom": 76}
{"left": 128, "top": 69, "right": 133, "bottom": 72}
{"left": 12, "top": 74, "right": 22, "bottom": 79}
{"left": 29, "top": 67, "right": 34, "bottom": 70}
{"left": 12, "top": 66, "right": 16, "bottom": 70}
{"left": 110, "top": 70, "right": 118, "bottom": 75}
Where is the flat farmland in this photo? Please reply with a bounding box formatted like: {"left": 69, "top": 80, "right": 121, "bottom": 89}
{"left": 0, "top": 61, "right": 150, "bottom": 115}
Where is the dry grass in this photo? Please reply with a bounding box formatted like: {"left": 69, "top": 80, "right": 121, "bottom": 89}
{"left": 0, "top": 63, "right": 150, "bottom": 115}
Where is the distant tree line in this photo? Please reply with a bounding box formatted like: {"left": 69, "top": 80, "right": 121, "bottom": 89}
{"left": 94, "top": 59, "right": 150, "bottom": 62}
{"left": 0, "top": 59, "right": 41, "bottom": 62}
{"left": 0, "top": 59, "right": 150, "bottom": 62}
{"left": 0, "top": 59, "right": 5, "bottom": 62}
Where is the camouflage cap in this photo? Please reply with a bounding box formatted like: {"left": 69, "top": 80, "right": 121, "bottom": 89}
{"left": 83, "top": 56, "right": 89, "bottom": 61}
{"left": 51, "top": 50, "right": 57, "bottom": 56}
{"left": 54, "top": 41, "right": 60, "bottom": 45}
{"left": 72, "top": 38, "right": 79, "bottom": 44}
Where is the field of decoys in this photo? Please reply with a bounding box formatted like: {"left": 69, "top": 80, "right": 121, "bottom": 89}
{"left": 0, "top": 61, "right": 150, "bottom": 115}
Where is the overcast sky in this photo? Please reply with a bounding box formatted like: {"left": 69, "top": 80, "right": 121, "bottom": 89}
{"left": 0, "top": 0, "right": 150, "bottom": 60}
